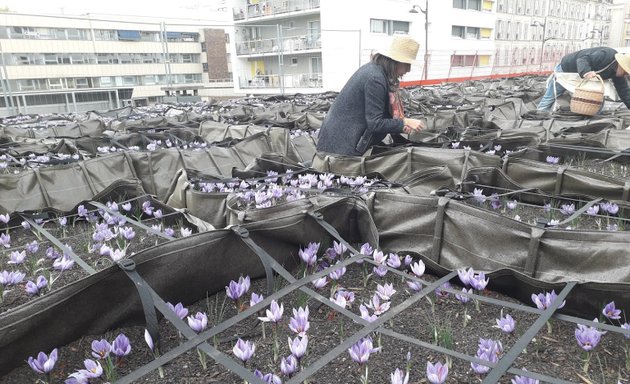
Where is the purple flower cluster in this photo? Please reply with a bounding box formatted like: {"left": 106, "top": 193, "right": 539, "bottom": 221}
{"left": 575, "top": 319, "right": 606, "bottom": 351}
{"left": 531, "top": 290, "right": 565, "bottom": 310}
{"left": 471, "top": 338, "right": 503, "bottom": 374}
{"left": 348, "top": 337, "right": 380, "bottom": 365}
{"left": 458, "top": 267, "right": 489, "bottom": 291}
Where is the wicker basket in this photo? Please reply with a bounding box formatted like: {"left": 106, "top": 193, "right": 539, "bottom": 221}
{"left": 570, "top": 75, "right": 605, "bottom": 116}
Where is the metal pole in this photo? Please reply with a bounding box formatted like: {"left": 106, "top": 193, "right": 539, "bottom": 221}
{"left": 277, "top": 24, "right": 284, "bottom": 95}
{"left": 423, "top": 0, "right": 428, "bottom": 80}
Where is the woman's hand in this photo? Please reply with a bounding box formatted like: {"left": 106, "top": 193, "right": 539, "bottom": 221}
{"left": 403, "top": 118, "right": 426, "bottom": 134}
{"left": 583, "top": 71, "right": 597, "bottom": 79}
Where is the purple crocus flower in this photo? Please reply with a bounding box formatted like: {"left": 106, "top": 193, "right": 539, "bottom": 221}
{"left": 226, "top": 275, "right": 251, "bottom": 302}
{"left": 163, "top": 227, "right": 175, "bottom": 237}
{"left": 490, "top": 193, "right": 501, "bottom": 210}
{"left": 0, "top": 213, "right": 9, "bottom": 224}
{"left": 121, "top": 202, "right": 132, "bottom": 211}
{"left": 288, "top": 306, "right": 310, "bottom": 337}
{"left": 391, "top": 368, "right": 409, "bottom": 384}
{"left": 110, "top": 249, "right": 125, "bottom": 262}
{"left": 258, "top": 300, "right": 284, "bottom": 323}
{"left": 473, "top": 188, "right": 486, "bottom": 203}
{"left": 328, "top": 264, "right": 347, "bottom": 281}
{"left": 91, "top": 339, "right": 111, "bottom": 359}
{"left": 250, "top": 292, "right": 264, "bottom": 307}
{"left": 359, "top": 304, "right": 378, "bottom": 322}
{"left": 25, "top": 276, "right": 48, "bottom": 296}
{"left": 153, "top": 209, "right": 163, "bottom": 219}
{"left": 0, "top": 270, "right": 25, "bottom": 286}
{"left": 603, "top": 301, "right": 621, "bottom": 320}
{"left": 333, "top": 241, "right": 347, "bottom": 257}
{"left": 386, "top": 253, "right": 401, "bottom": 269}
{"left": 376, "top": 283, "right": 396, "bottom": 301}
{"left": 496, "top": 314, "right": 516, "bottom": 333}
{"left": 281, "top": 355, "right": 298, "bottom": 377}
{"left": 299, "top": 244, "right": 318, "bottom": 266}
{"left": 410, "top": 261, "right": 425, "bottom": 278}
{"left": 27, "top": 348, "right": 58, "bottom": 374}
{"left": 512, "top": 373, "right": 539, "bottom": 384}
{"left": 118, "top": 227, "right": 136, "bottom": 241}
{"left": 575, "top": 323, "right": 603, "bottom": 351}
{"left": 8, "top": 250, "right": 26, "bottom": 265}
{"left": 621, "top": 323, "right": 630, "bottom": 339}
{"left": 458, "top": 267, "right": 474, "bottom": 286}
{"left": 166, "top": 302, "right": 189, "bottom": 320}
{"left": 0, "top": 233, "right": 10, "bottom": 248}
{"left": 560, "top": 203, "right": 575, "bottom": 216}
{"left": 232, "top": 338, "right": 255, "bottom": 363}
{"left": 372, "top": 250, "right": 387, "bottom": 265}
{"left": 77, "top": 359, "right": 103, "bottom": 379}
{"left": 312, "top": 276, "right": 328, "bottom": 290}
{"left": 531, "top": 290, "right": 565, "bottom": 310}
{"left": 366, "top": 294, "right": 390, "bottom": 315}
{"left": 347, "top": 337, "right": 380, "bottom": 365}
{"left": 254, "top": 370, "right": 282, "bottom": 384}
{"left": 21, "top": 221, "right": 30, "bottom": 230}
{"left": 288, "top": 335, "right": 308, "bottom": 360}
{"left": 111, "top": 333, "right": 131, "bottom": 357}
{"left": 26, "top": 240, "right": 39, "bottom": 254}
{"left": 142, "top": 201, "right": 154, "bottom": 216}
{"left": 359, "top": 243, "right": 373, "bottom": 256}
{"left": 506, "top": 200, "right": 518, "bottom": 210}
{"left": 330, "top": 293, "right": 347, "bottom": 309}
{"left": 187, "top": 312, "right": 208, "bottom": 333}
{"left": 77, "top": 205, "right": 88, "bottom": 217}
{"left": 53, "top": 255, "right": 74, "bottom": 272}
{"left": 470, "top": 272, "right": 489, "bottom": 291}
{"left": 434, "top": 282, "right": 451, "bottom": 298}
{"left": 600, "top": 202, "right": 619, "bottom": 215}
{"left": 403, "top": 254, "right": 413, "bottom": 266}
{"left": 586, "top": 205, "right": 600, "bottom": 216}
{"left": 426, "top": 361, "right": 448, "bottom": 384}
{"left": 373, "top": 265, "right": 388, "bottom": 277}
{"left": 407, "top": 280, "right": 422, "bottom": 292}
{"left": 456, "top": 287, "right": 472, "bottom": 303}
{"left": 546, "top": 156, "right": 560, "bottom": 164}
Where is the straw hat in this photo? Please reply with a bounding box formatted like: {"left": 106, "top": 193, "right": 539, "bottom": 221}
{"left": 379, "top": 36, "right": 420, "bottom": 65}
{"left": 615, "top": 53, "right": 630, "bottom": 74}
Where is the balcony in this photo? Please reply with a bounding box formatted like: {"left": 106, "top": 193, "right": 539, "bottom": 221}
{"left": 236, "top": 34, "right": 321, "bottom": 56}
{"left": 233, "top": 0, "right": 320, "bottom": 21}
{"left": 239, "top": 72, "right": 322, "bottom": 89}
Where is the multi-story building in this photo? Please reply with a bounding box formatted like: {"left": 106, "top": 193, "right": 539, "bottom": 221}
{"left": 0, "top": 12, "right": 233, "bottom": 116}
{"left": 230, "top": 0, "right": 624, "bottom": 93}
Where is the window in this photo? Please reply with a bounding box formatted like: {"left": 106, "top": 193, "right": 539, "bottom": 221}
{"left": 99, "top": 77, "right": 113, "bottom": 87}
{"left": 48, "top": 78, "right": 63, "bottom": 89}
{"left": 44, "top": 54, "right": 58, "bottom": 65}
{"left": 182, "top": 54, "right": 193, "bottom": 63}
{"left": 453, "top": 0, "right": 481, "bottom": 10}
{"left": 66, "top": 29, "right": 89, "bottom": 40}
{"left": 202, "top": 63, "right": 209, "bottom": 72}
{"left": 291, "top": 57, "right": 298, "bottom": 65}
{"left": 143, "top": 75, "right": 157, "bottom": 85}
{"left": 122, "top": 76, "right": 136, "bottom": 85}
{"left": 75, "top": 78, "right": 89, "bottom": 88}
{"left": 451, "top": 54, "right": 486, "bottom": 67}
{"left": 370, "top": 19, "right": 410, "bottom": 35}
{"left": 453, "top": 26, "right": 481, "bottom": 39}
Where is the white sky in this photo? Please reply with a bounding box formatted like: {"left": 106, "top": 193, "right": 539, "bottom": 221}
{"left": 0, "top": 0, "right": 230, "bottom": 20}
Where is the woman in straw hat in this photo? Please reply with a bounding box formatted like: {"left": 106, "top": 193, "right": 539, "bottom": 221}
{"left": 316, "top": 36, "right": 426, "bottom": 156}
{"left": 537, "top": 46, "right": 630, "bottom": 112}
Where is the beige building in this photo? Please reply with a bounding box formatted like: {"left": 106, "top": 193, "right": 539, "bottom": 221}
{"left": 0, "top": 12, "right": 233, "bottom": 116}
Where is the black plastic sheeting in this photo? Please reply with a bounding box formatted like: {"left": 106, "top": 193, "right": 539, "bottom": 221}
{"left": 3, "top": 76, "right": 630, "bottom": 377}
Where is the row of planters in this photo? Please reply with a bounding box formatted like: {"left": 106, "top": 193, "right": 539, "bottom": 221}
{"left": 0, "top": 193, "right": 199, "bottom": 315}
{"left": 5, "top": 232, "right": 630, "bottom": 383}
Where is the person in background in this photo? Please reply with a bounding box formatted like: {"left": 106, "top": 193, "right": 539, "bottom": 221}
{"left": 316, "top": 36, "right": 426, "bottom": 156}
{"left": 537, "top": 46, "right": 630, "bottom": 112}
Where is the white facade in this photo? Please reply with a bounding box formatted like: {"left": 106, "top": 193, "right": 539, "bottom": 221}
{"left": 0, "top": 12, "right": 234, "bottom": 116}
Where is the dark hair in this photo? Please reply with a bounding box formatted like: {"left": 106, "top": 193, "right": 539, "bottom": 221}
{"left": 371, "top": 53, "right": 400, "bottom": 90}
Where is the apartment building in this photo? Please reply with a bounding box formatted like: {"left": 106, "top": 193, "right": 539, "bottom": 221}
{"left": 230, "top": 0, "right": 626, "bottom": 93}
{"left": 0, "top": 12, "right": 232, "bottom": 116}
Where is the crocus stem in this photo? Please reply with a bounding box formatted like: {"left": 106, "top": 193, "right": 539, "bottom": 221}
{"left": 583, "top": 351, "right": 591, "bottom": 373}
{"left": 546, "top": 320, "right": 553, "bottom": 334}
{"left": 272, "top": 325, "right": 279, "bottom": 363}
{"left": 339, "top": 318, "right": 345, "bottom": 342}
{"left": 261, "top": 322, "right": 266, "bottom": 340}
{"left": 158, "top": 365, "right": 165, "bottom": 379}
{"left": 197, "top": 347, "right": 207, "bottom": 369}
{"left": 463, "top": 307, "right": 468, "bottom": 327}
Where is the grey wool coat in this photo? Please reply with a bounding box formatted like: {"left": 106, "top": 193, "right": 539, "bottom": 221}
{"left": 316, "top": 62, "right": 405, "bottom": 156}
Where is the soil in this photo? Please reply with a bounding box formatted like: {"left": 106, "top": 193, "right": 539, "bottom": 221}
{"left": 2, "top": 248, "right": 627, "bottom": 384}
{"left": 0, "top": 199, "right": 193, "bottom": 315}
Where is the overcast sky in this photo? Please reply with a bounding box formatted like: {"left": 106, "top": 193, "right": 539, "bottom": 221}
{"left": 0, "top": 0, "right": 230, "bottom": 20}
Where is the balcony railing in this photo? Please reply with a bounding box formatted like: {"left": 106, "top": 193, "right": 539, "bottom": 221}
{"left": 239, "top": 72, "right": 322, "bottom": 89}
{"left": 236, "top": 34, "right": 321, "bottom": 56}
{"left": 233, "top": 0, "right": 320, "bottom": 21}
